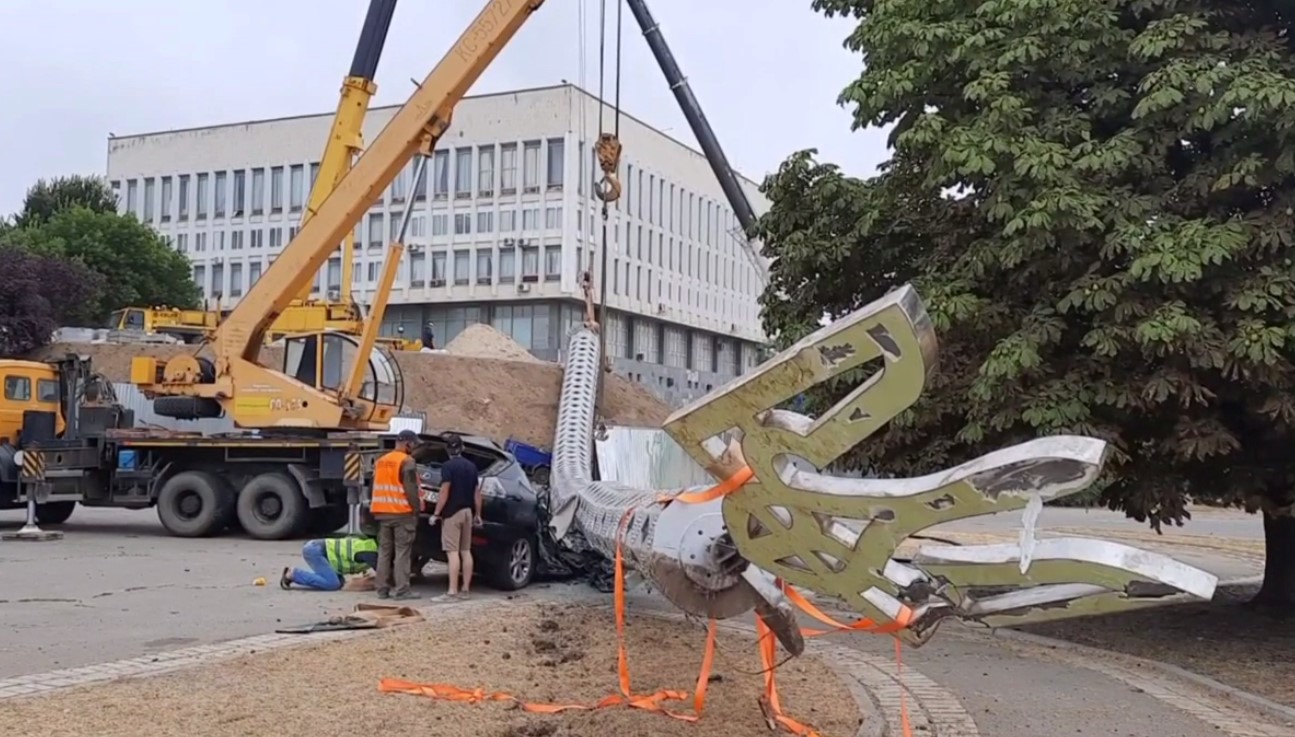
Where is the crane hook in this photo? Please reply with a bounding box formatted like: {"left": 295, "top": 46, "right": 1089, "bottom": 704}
{"left": 593, "top": 133, "right": 622, "bottom": 203}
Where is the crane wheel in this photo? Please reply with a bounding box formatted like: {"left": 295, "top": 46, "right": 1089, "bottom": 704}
{"left": 156, "top": 470, "right": 235, "bottom": 537}
{"left": 154, "top": 396, "right": 222, "bottom": 420}
{"left": 237, "top": 472, "right": 308, "bottom": 540}
{"left": 35, "top": 501, "right": 77, "bottom": 525}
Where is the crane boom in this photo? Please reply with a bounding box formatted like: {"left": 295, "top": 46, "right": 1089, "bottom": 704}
{"left": 218, "top": 0, "right": 544, "bottom": 362}
{"left": 624, "top": 0, "right": 768, "bottom": 284}
{"left": 295, "top": 0, "right": 400, "bottom": 303}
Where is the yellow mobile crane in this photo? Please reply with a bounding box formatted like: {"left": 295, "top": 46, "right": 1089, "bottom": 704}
{"left": 107, "top": 0, "right": 423, "bottom": 353}
{"left": 8, "top": 0, "right": 557, "bottom": 540}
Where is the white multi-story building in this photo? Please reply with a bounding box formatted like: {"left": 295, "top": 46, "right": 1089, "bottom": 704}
{"left": 105, "top": 84, "right": 769, "bottom": 406}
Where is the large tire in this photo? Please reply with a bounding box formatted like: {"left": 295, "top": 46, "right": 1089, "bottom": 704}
{"left": 157, "top": 471, "right": 234, "bottom": 537}
{"left": 305, "top": 505, "right": 350, "bottom": 536}
{"left": 35, "top": 501, "right": 76, "bottom": 525}
{"left": 491, "top": 535, "right": 536, "bottom": 591}
{"left": 237, "top": 472, "right": 307, "bottom": 540}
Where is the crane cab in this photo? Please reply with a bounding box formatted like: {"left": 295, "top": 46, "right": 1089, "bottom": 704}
{"left": 281, "top": 330, "right": 404, "bottom": 425}
{"left": 0, "top": 360, "right": 66, "bottom": 446}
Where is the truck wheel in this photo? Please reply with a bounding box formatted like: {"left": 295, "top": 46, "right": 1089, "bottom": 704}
{"left": 491, "top": 535, "right": 536, "bottom": 591}
{"left": 157, "top": 471, "right": 234, "bottom": 537}
{"left": 35, "top": 501, "right": 76, "bottom": 525}
{"left": 237, "top": 472, "right": 307, "bottom": 540}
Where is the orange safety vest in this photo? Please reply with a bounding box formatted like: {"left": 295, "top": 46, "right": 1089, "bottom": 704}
{"left": 370, "top": 450, "right": 414, "bottom": 515}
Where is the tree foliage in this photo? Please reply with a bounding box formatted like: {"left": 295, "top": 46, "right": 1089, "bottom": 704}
{"left": 23, "top": 206, "right": 200, "bottom": 319}
{"left": 16, "top": 175, "right": 119, "bottom": 228}
{"left": 0, "top": 240, "right": 102, "bottom": 356}
{"left": 758, "top": 0, "right": 1295, "bottom": 602}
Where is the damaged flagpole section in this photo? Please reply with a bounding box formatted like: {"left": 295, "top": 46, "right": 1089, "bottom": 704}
{"left": 547, "top": 282, "right": 1218, "bottom": 650}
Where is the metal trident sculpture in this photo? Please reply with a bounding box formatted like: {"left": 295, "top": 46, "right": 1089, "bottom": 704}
{"left": 549, "top": 283, "right": 1217, "bottom": 650}
{"left": 661, "top": 285, "right": 1217, "bottom": 645}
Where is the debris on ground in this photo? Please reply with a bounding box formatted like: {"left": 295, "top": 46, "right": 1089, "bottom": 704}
{"left": 443, "top": 324, "right": 544, "bottom": 364}
{"left": 33, "top": 342, "right": 669, "bottom": 447}
{"left": 0, "top": 601, "right": 861, "bottom": 737}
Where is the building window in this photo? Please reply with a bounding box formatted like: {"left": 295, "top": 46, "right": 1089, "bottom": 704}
{"left": 231, "top": 230, "right": 244, "bottom": 250}
{"left": 613, "top": 258, "right": 619, "bottom": 294}
{"left": 500, "top": 143, "right": 517, "bottom": 193}
{"left": 430, "top": 213, "right": 447, "bottom": 236}
{"left": 195, "top": 232, "right": 207, "bottom": 252}
{"left": 270, "top": 166, "right": 284, "bottom": 212}
{"left": 215, "top": 170, "right": 228, "bottom": 217}
{"left": 126, "top": 179, "right": 139, "bottom": 215}
{"left": 521, "top": 246, "right": 539, "bottom": 281}
{"left": 522, "top": 208, "right": 539, "bottom": 231}
{"left": 500, "top": 209, "right": 516, "bottom": 232}
{"left": 251, "top": 168, "right": 265, "bottom": 215}
{"left": 546, "top": 138, "right": 564, "bottom": 189}
{"left": 476, "top": 211, "right": 494, "bottom": 233}
{"left": 368, "top": 261, "right": 380, "bottom": 282}
{"left": 414, "top": 158, "right": 428, "bottom": 200}
{"left": 544, "top": 245, "right": 561, "bottom": 281}
{"left": 431, "top": 251, "right": 447, "bottom": 284}
{"left": 159, "top": 177, "right": 172, "bottom": 222}
{"left": 391, "top": 163, "right": 409, "bottom": 202}
{"left": 141, "top": 178, "right": 156, "bottom": 222}
{"left": 193, "top": 265, "right": 205, "bottom": 291}
{"left": 453, "top": 250, "right": 470, "bottom": 285}
{"left": 389, "top": 212, "right": 403, "bottom": 242}
{"left": 544, "top": 206, "right": 562, "bottom": 229}
{"left": 352, "top": 261, "right": 362, "bottom": 284}
{"left": 250, "top": 260, "right": 262, "bottom": 284}
{"left": 290, "top": 165, "right": 304, "bottom": 211}
{"left": 432, "top": 150, "right": 449, "bottom": 198}
{"left": 230, "top": 263, "right": 244, "bottom": 297}
{"left": 454, "top": 213, "right": 471, "bottom": 235}
{"left": 178, "top": 175, "right": 190, "bottom": 220}
{"left": 478, "top": 145, "right": 495, "bottom": 197}
{"left": 175, "top": 233, "right": 188, "bottom": 252}
{"left": 522, "top": 141, "right": 541, "bottom": 193}
{"left": 476, "top": 249, "right": 493, "bottom": 284}
{"left": 499, "top": 248, "right": 516, "bottom": 283}
{"left": 455, "top": 147, "right": 472, "bottom": 198}
{"left": 211, "top": 264, "right": 224, "bottom": 296}
{"left": 309, "top": 162, "right": 320, "bottom": 189}
{"left": 250, "top": 229, "right": 264, "bottom": 249}
{"left": 269, "top": 227, "right": 282, "bottom": 250}
{"left": 410, "top": 250, "right": 427, "bottom": 285}
{"left": 232, "top": 170, "right": 245, "bottom": 216}
{"left": 368, "top": 213, "right": 384, "bottom": 247}
{"left": 195, "top": 173, "right": 208, "bottom": 218}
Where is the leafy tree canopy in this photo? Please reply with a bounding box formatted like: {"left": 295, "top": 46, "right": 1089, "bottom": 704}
{"left": 16, "top": 175, "right": 118, "bottom": 228}
{"left": 0, "top": 239, "right": 102, "bottom": 356}
{"left": 757, "top": 0, "right": 1295, "bottom": 604}
{"left": 22, "top": 206, "right": 200, "bottom": 319}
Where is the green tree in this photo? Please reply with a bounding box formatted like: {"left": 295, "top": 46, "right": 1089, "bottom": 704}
{"left": 16, "top": 175, "right": 119, "bottom": 227}
{"left": 758, "top": 0, "right": 1295, "bottom": 606}
{"left": 0, "top": 239, "right": 102, "bottom": 356}
{"left": 25, "top": 206, "right": 200, "bottom": 319}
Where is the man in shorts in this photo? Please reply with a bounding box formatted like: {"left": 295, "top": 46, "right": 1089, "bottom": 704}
{"left": 429, "top": 432, "right": 482, "bottom": 599}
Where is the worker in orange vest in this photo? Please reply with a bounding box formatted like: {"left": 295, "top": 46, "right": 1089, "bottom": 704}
{"left": 370, "top": 429, "right": 423, "bottom": 600}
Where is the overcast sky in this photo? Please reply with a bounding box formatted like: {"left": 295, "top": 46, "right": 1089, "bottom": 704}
{"left": 0, "top": 0, "right": 892, "bottom": 216}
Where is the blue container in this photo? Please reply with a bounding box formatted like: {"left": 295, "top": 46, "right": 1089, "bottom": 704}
{"left": 117, "top": 449, "right": 138, "bottom": 471}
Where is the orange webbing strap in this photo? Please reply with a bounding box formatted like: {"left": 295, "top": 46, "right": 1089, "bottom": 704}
{"left": 757, "top": 615, "right": 824, "bottom": 737}
{"left": 782, "top": 582, "right": 914, "bottom": 737}
{"left": 657, "top": 464, "right": 754, "bottom": 505}
{"left": 613, "top": 507, "right": 718, "bottom": 721}
{"left": 378, "top": 509, "right": 717, "bottom": 721}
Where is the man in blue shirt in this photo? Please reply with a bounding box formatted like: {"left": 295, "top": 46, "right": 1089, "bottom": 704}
{"left": 429, "top": 432, "right": 482, "bottom": 599}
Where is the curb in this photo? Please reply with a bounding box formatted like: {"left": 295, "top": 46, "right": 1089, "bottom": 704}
{"left": 992, "top": 627, "right": 1295, "bottom": 726}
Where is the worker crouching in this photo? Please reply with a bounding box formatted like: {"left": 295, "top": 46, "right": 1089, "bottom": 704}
{"left": 280, "top": 536, "right": 378, "bottom": 591}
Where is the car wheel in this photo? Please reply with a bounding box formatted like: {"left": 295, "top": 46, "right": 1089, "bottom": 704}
{"left": 492, "top": 535, "right": 535, "bottom": 591}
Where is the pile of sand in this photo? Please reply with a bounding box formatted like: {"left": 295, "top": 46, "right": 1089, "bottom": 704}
{"left": 34, "top": 341, "right": 669, "bottom": 447}
{"left": 0, "top": 601, "right": 861, "bottom": 737}
{"left": 443, "top": 324, "right": 543, "bottom": 364}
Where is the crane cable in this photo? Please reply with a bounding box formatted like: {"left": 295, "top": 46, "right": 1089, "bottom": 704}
{"left": 594, "top": 0, "right": 624, "bottom": 379}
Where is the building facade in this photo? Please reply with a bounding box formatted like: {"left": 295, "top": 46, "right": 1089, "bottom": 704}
{"left": 105, "top": 84, "right": 769, "bottom": 407}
